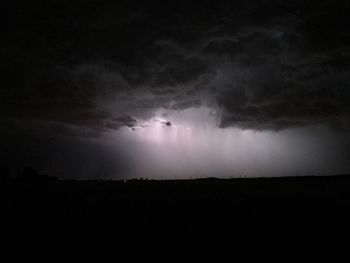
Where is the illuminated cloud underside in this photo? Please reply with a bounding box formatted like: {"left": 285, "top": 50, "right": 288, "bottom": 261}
{"left": 103, "top": 107, "right": 350, "bottom": 179}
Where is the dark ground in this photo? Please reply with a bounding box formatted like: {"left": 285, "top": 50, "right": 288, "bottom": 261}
{"left": 3, "top": 175, "right": 350, "bottom": 262}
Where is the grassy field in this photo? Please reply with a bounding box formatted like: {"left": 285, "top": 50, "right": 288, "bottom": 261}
{"left": 3, "top": 175, "right": 350, "bottom": 262}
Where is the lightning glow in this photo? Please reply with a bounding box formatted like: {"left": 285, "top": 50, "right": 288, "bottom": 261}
{"left": 103, "top": 106, "right": 348, "bottom": 179}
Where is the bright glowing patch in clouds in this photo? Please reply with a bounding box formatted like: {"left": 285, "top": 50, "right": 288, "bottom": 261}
{"left": 126, "top": 107, "right": 218, "bottom": 144}
{"left": 104, "top": 107, "right": 350, "bottom": 179}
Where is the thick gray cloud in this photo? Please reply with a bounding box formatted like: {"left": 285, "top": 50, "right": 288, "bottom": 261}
{"left": 1, "top": 0, "right": 350, "bottom": 133}
{"left": 1, "top": 0, "right": 350, "bottom": 179}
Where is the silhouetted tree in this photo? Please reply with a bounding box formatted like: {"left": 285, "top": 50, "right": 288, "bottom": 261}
{"left": 18, "top": 167, "right": 57, "bottom": 182}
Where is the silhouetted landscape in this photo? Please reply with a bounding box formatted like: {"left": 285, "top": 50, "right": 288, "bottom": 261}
{"left": 2, "top": 167, "right": 350, "bottom": 262}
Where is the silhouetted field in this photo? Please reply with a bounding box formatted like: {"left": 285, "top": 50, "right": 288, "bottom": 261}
{"left": 3, "top": 175, "right": 350, "bottom": 262}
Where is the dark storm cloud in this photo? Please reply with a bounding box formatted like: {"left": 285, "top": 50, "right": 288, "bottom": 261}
{"left": 1, "top": 0, "right": 350, "bottom": 132}
{"left": 106, "top": 116, "right": 137, "bottom": 129}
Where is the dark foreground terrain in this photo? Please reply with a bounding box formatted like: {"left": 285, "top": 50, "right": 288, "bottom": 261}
{"left": 3, "top": 175, "right": 350, "bottom": 262}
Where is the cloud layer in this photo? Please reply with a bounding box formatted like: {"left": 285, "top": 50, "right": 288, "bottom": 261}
{"left": 1, "top": 0, "right": 350, "bottom": 133}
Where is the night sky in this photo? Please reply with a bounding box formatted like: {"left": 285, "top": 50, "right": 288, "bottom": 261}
{"left": 1, "top": 0, "right": 350, "bottom": 179}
